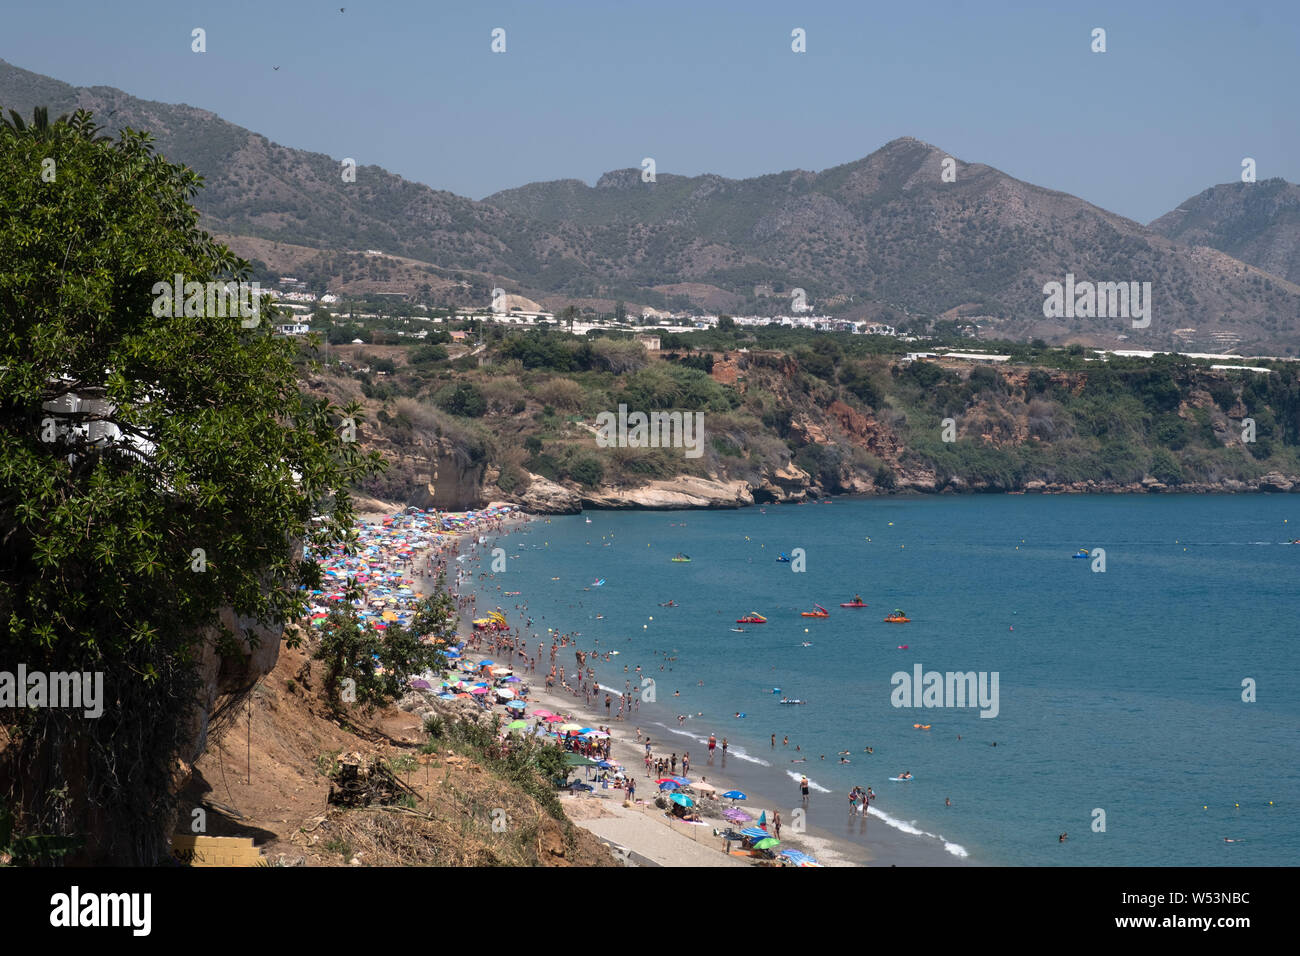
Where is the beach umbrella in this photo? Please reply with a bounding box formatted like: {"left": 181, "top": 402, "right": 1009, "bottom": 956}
{"left": 690, "top": 780, "right": 717, "bottom": 792}
{"left": 544, "top": 715, "right": 565, "bottom": 723}
{"left": 669, "top": 793, "right": 694, "bottom": 807}
{"left": 532, "top": 710, "right": 554, "bottom": 718}
{"left": 740, "top": 827, "right": 768, "bottom": 839}
{"left": 504, "top": 700, "right": 527, "bottom": 711}
{"left": 470, "top": 687, "right": 488, "bottom": 695}
{"left": 583, "top": 730, "right": 609, "bottom": 738}
{"left": 658, "top": 780, "right": 681, "bottom": 791}
{"left": 757, "top": 810, "right": 767, "bottom": 826}
{"left": 723, "top": 790, "right": 747, "bottom": 801}
{"left": 753, "top": 837, "right": 780, "bottom": 851}
{"left": 506, "top": 720, "right": 528, "bottom": 730}
{"left": 558, "top": 723, "right": 582, "bottom": 732}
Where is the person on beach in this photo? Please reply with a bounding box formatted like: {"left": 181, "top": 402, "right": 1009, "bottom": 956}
{"left": 670, "top": 754, "right": 678, "bottom": 775}
{"left": 771, "top": 734, "right": 776, "bottom": 748}
{"left": 774, "top": 811, "right": 781, "bottom": 839}
{"left": 783, "top": 735, "right": 789, "bottom": 747}
{"left": 800, "top": 775, "right": 810, "bottom": 804}
{"left": 945, "top": 797, "right": 952, "bottom": 807}
{"left": 682, "top": 752, "right": 689, "bottom": 776}
{"left": 721, "top": 737, "right": 728, "bottom": 754}
{"left": 708, "top": 734, "right": 717, "bottom": 756}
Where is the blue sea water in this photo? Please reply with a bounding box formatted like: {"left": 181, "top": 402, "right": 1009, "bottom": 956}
{"left": 476, "top": 496, "right": 1300, "bottom": 866}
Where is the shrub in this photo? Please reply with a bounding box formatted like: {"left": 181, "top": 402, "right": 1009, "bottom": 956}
{"left": 433, "top": 383, "right": 487, "bottom": 418}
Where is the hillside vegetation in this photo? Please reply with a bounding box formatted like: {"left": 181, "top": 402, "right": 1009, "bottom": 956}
{"left": 296, "top": 326, "right": 1300, "bottom": 506}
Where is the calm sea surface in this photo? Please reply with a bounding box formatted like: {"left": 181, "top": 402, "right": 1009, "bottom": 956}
{"left": 472, "top": 496, "right": 1299, "bottom": 865}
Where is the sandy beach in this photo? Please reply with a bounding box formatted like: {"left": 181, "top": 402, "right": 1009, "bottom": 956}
{"left": 422, "top": 513, "right": 871, "bottom": 867}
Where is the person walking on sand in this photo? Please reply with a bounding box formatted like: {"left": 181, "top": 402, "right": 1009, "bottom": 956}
{"left": 682, "top": 752, "right": 690, "bottom": 776}
{"left": 774, "top": 811, "right": 781, "bottom": 839}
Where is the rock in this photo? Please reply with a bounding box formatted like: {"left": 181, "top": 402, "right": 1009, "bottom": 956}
{"left": 1258, "top": 471, "right": 1295, "bottom": 493}
{"left": 517, "top": 473, "right": 583, "bottom": 513}
{"left": 582, "top": 476, "right": 754, "bottom": 509}
{"left": 1025, "top": 480, "right": 1047, "bottom": 492}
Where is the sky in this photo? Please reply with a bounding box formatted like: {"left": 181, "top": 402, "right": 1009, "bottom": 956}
{"left": 2, "top": 0, "right": 1296, "bottom": 224}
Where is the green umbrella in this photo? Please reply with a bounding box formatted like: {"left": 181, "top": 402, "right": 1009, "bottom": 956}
{"left": 753, "top": 837, "right": 781, "bottom": 850}
{"left": 564, "top": 752, "right": 599, "bottom": 767}
{"left": 506, "top": 720, "right": 528, "bottom": 730}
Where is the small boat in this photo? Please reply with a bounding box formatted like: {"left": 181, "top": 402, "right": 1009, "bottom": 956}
{"left": 840, "top": 595, "right": 868, "bottom": 608}
{"left": 800, "top": 604, "right": 829, "bottom": 618}
{"left": 658, "top": 601, "right": 678, "bottom": 607}
{"left": 778, "top": 698, "right": 807, "bottom": 705}
{"left": 670, "top": 553, "right": 691, "bottom": 562}
{"left": 1072, "top": 549, "right": 1090, "bottom": 559}
{"left": 883, "top": 609, "right": 910, "bottom": 623}
{"left": 736, "top": 612, "right": 768, "bottom": 624}
{"left": 730, "top": 627, "right": 746, "bottom": 633}
{"left": 585, "top": 517, "right": 592, "bottom": 523}
{"left": 776, "top": 552, "right": 791, "bottom": 563}
{"left": 592, "top": 578, "right": 606, "bottom": 587}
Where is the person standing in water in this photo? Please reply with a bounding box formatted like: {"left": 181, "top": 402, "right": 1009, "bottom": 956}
{"left": 707, "top": 734, "right": 717, "bottom": 757}
{"left": 800, "top": 775, "right": 810, "bottom": 805}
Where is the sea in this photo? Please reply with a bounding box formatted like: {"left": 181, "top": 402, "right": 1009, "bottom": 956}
{"left": 466, "top": 495, "right": 1299, "bottom": 866}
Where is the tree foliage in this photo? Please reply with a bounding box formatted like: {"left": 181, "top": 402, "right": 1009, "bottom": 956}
{"left": 0, "top": 108, "right": 382, "bottom": 863}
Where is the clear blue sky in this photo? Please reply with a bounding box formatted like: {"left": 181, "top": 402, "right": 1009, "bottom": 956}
{"left": 4, "top": 0, "right": 1296, "bottom": 223}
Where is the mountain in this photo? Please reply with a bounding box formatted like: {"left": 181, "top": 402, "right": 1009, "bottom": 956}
{"left": 1149, "top": 179, "right": 1300, "bottom": 287}
{"left": 4, "top": 58, "right": 1300, "bottom": 353}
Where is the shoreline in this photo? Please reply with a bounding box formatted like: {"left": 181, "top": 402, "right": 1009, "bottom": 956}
{"left": 430, "top": 511, "right": 970, "bottom": 867}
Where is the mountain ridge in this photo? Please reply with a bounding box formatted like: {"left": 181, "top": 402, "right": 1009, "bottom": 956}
{"left": 3, "top": 58, "right": 1298, "bottom": 353}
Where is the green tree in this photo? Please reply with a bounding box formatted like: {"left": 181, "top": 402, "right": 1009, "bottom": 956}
{"left": 0, "top": 108, "right": 382, "bottom": 864}
{"left": 314, "top": 579, "right": 455, "bottom": 712}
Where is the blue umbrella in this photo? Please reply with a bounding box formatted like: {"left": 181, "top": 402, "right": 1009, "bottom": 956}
{"left": 723, "top": 790, "right": 747, "bottom": 801}
{"left": 740, "top": 827, "right": 768, "bottom": 839}
{"left": 669, "top": 793, "right": 694, "bottom": 807}
{"left": 504, "top": 700, "right": 527, "bottom": 710}
{"left": 658, "top": 780, "right": 681, "bottom": 790}
{"left": 478, "top": 660, "right": 494, "bottom": 666}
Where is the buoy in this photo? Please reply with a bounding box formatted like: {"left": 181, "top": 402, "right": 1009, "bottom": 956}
{"left": 649, "top": 616, "right": 653, "bottom": 621}
{"left": 804, "top": 628, "right": 809, "bottom": 633}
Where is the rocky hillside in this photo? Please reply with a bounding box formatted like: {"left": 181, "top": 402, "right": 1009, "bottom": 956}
{"left": 302, "top": 333, "right": 1300, "bottom": 514}
{"left": 1149, "top": 178, "right": 1300, "bottom": 287}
